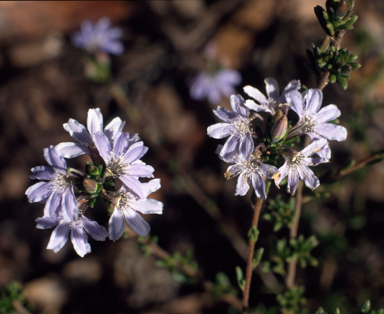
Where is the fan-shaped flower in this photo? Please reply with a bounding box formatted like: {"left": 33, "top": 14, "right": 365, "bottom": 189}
{"left": 72, "top": 17, "right": 124, "bottom": 55}
{"left": 207, "top": 94, "right": 254, "bottom": 160}
{"left": 275, "top": 139, "right": 330, "bottom": 195}
{"left": 244, "top": 78, "right": 301, "bottom": 115}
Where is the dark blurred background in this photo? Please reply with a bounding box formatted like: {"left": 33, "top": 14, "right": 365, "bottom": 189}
{"left": 0, "top": 1, "right": 384, "bottom": 313}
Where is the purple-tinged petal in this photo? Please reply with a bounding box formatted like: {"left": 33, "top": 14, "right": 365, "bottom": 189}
{"left": 305, "top": 89, "right": 323, "bottom": 115}
{"left": 108, "top": 209, "right": 126, "bottom": 241}
{"left": 259, "top": 163, "right": 279, "bottom": 180}
{"left": 190, "top": 74, "right": 209, "bottom": 101}
{"left": 30, "top": 166, "right": 56, "bottom": 180}
{"left": 81, "top": 216, "right": 108, "bottom": 241}
{"left": 64, "top": 118, "right": 93, "bottom": 145}
{"left": 105, "top": 117, "right": 125, "bottom": 142}
{"left": 55, "top": 142, "right": 90, "bottom": 158}
{"left": 297, "top": 165, "right": 320, "bottom": 190}
{"left": 47, "top": 221, "right": 71, "bottom": 253}
{"left": 44, "top": 146, "right": 66, "bottom": 169}
{"left": 71, "top": 224, "right": 91, "bottom": 257}
{"left": 213, "top": 106, "right": 237, "bottom": 122}
{"left": 219, "top": 134, "right": 239, "bottom": 159}
{"left": 216, "top": 69, "right": 242, "bottom": 85}
{"left": 36, "top": 216, "right": 60, "bottom": 229}
{"left": 243, "top": 85, "right": 267, "bottom": 104}
{"left": 313, "top": 124, "right": 347, "bottom": 141}
{"left": 315, "top": 105, "right": 341, "bottom": 123}
{"left": 142, "top": 179, "right": 161, "bottom": 196}
{"left": 265, "top": 78, "right": 280, "bottom": 101}
{"left": 119, "top": 176, "right": 144, "bottom": 199}
{"left": 207, "top": 88, "right": 221, "bottom": 105}
{"left": 113, "top": 132, "right": 129, "bottom": 157}
{"left": 124, "top": 209, "right": 151, "bottom": 237}
{"left": 301, "top": 138, "right": 329, "bottom": 157}
{"left": 235, "top": 172, "right": 250, "bottom": 196}
{"left": 130, "top": 199, "right": 163, "bottom": 215}
{"left": 240, "top": 133, "right": 254, "bottom": 160}
{"left": 280, "top": 80, "right": 301, "bottom": 103}
{"left": 252, "top": 172, "right": 267, "bottom": 199}
{"left": 87, "top": 108, "right": 104, "bottom": 136}
{"left": 62, "top": 187, "right": 78, "bottom": 221}
{"left": 207, "top": 123, "right": 235, "bottom": 139}
{"left": 302, "top": 157, "right": 329, "bottom": 166}
{"left": 43, "top": 191, "right": 62, "bottom": 218}
{"left": 230, "top": 94, "right": 247, "bottom": 116}
{"left": 276, "top": 163, "right": 289, "bottom": 186}
{"left": 285, "top": 91, "right": 304, "bottom": 119}
{"left": 244, "top": 100, "right": 272, "bottom": 114}
{"left": 121, "top": 142, "right": 146, "bottom": 164}
{"left": 126, "top": 163, "right": 154, "bottom": 178}
{"left": 25, "top": 181, "right": 54, "bottom": 203}
{"left": 93, "top": 132, "right": 112, "bottom": 164}
{"left": 287, "top": 170, "right": 300, "bottom": 195}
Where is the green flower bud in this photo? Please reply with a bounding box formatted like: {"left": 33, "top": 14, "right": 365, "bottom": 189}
{"left": 335, "top": 0, "right": 349, "bottom": 18}
{"left": 83, "top": 178, "right": 99, "bottom": 194}
{"left": 319, "top": 36, "right": 331, "bottom": 53}
{"left": 85, "top": 162, "right": 100, "bottom": 176}
{"left": 271, "top": 116, "right": 288, "bottom": 143}
{"left": 360, "top": 300, "right": 371, "bottom": 313}
{"left": 326, "top": 22, "right": 335, "bottom": 36}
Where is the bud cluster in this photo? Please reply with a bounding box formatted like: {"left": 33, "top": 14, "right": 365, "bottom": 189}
{"left": 26, "top": 109, "right": 163, "bottom": 257}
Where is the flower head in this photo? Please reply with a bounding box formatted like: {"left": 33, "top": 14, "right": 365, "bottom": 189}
{"left": 275, "top": 139, "right": 330, "bottom": 195}
{"left": 108, "top": 179, "right": 163, "bottom": 240}
{"left": 190, "top": 69, "right": 242, "bottom": 105}
{"left": 72, "top": 17, "right": 124, "bottom": 55}
{"left": 221, "top": 146, "right": 279, "bottom": 199}
{"left": 26, "top": 146, "right": 77, "bottom": 219}
{"left": 207, "top": 95, "right": 254, "bottom": 160}
{"left": 286, "top": 89, "right": 347, "bottom": 142}
{"left": 56, "top": 108, "right": 127, "bottom": 163}
{"left": 244, "top": 78, "right": 301, "bottom": 115}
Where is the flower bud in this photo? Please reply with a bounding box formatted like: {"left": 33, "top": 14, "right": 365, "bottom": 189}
{"left": 83, "top": 178, "right": 99, "bottom": 194}
{"left": 318, "top": 35, "right": 331, "bottom": 53}
{"left": 272, "top": 110, "right": 283, "bottom": 124}
{"left": 271, "top": 116, "right": 288, "bottom": 143}
{"left": 335, "top": 0, "right": 349, "bottom": 19}
{"left": 85, "top": 162, "right": 99, "bottom": 176}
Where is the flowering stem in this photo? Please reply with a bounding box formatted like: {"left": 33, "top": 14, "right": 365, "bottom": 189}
{"left": 242, "top": 197, "right": 263, "bottom": 314}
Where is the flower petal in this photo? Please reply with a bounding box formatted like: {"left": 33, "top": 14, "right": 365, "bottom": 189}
{"left": 44, "top": 146, "right": 66, "bottom": 169}
{"left": 142, "top": 179, "right": 161, "bottom": 196}
{"left": 36, "top": 216, "right": 60, "bottom": 229}
{"left": 87, "top": 108, "right": 104, "bottom": 136}
{"left": 285, "top": 90, "right": 304, "bottom": 119}
{"left": 127, "top": 163, "right": 154, "bottom": 178}
{"left": 130, "top": 198, "right": 164, "bottom": 215}
{"left": 230, "top": 94, "right": 247, "bottom": 116}
{"left": 240, "top": 133, "right": 254, "bottom": 160}
{"left": 25, "top": 181, "right": 54, "bottom": 203}
{"left": 315, "top": 104, "right": 341, "bottom": 123}
{"left": 297, "top": 165, "right": 320, "bottom": 190}
{"left": 207, "top": 123, "right": 236, "bottom": 139}
{"left": 30, "top": 166, "right": 56, "bottom": 180}
{"left": 108, "top": 209, "right": 126, "bottom": 241}
{"left": 122, "top": 142, "right": 148, "bottom": 164}
{"left": 47, "top": 221, "right": 71, "bottom": 253}
{"left": 265, "top": 78, "right": 280, "bottom": 101}
{"left": 62, "top": 187, "right": 78, "bottom": 221}
{"left": 55, "top": 142, "right": 90, "bottom": 158}
{"left": 251, "top": 172, "right": 267, "bottom": 200}
{"left": 287, "top": 169, "right": 300, "bottom": 195}
{"left": 119, "top": 176, "right": 144, "bottom": 199}
{"left": 235, "top": 172, "right": 250, "bottom": 196}
{"left": 124, "top": 209, "right": 151, "bottom": 237}
{"left": 313, "top": 123, "right": 347, "bottom": 141}
{"left": 81, "top": 216, "right": 108, "bottom": 241}
{"left": 71, "top": 224, "right": 91, "bottom": 257}
{"left": 43, "top": 191, "right": 62, "bottom": 217}
{"left": 64, "top": 118, "right": 93, "bottom": 145}
{"left": 305, "top": 89, "right": 323, "bottom": 115}
{"left": 104, "top": 117, "right": 126, "bottom": 142}
{"left": 243, "top": 85, "right": 267, "bottom": 104}
{"left": 93, "top": 132, "right": 112, "bottom": 164}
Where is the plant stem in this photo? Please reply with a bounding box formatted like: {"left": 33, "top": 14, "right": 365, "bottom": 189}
{"left": 242, "top": 197, "right": 263, "bottom": 314}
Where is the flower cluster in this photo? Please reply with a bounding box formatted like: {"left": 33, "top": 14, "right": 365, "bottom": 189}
{"left": 208, "top": 78, "right": 347, "bottom": 198}
{"left": 26, "top": 109, "right": 163, "bottom": 257}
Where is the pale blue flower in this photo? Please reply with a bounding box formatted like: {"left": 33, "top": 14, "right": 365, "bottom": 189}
{"left": 25, "top": 146, "right": 76, "bottom": 220}
{"left": 190, "top": 69, "right": 242, "bottom": 105}
{"left": 93, "top": 130, "right": 154, "bottom": 199}
{"left": 207, "top": 94, "right": 254, "bottom": 160}
{"left": 275, "top": 139, "right": 330, "bottom": 195}
{"left": 72, "top": 17, "right": 124, "bottom": 55}
{"left": 244, "top": 78, "right": 301, "bottom": 115}
{"left": 286, "top": 89, "right": 347, "bottom": 143}
{"left": 56, "top": 108, "right": 129, "bottom": 162}
{"left": 109, "top": 179, "right": 163, "bottom": 240}
{"left": 219, "top": 145, "right": 279, "bottom": 200}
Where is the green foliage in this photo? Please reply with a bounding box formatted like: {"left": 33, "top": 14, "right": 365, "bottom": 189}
{"left": 137, "top": 234, "right": 159, "bottom": 256}
{"left": 263, "top": 195, "right": 296, "bottom": 231}
{"left": 211, "top": 272, "right": 238, "bottom": 300}
{"left": 277, "top": 285, "right": 308, "bottom": 314}
{"left": 235, "top": 266, "right": 246, "bottom": 291}
{"left": 289, "top": 235, "right": 319, "bottom": 268}
{"left": 262, "top": 238, "right": 291, "bottom": 276}
{"left": 248, "top": 226, "right": 260, "bottom": 243}
{"left": 155, "top": 249, "right": 199, "bottom": 284}
{"left": 0, "top": 281, "right": 34, "bottom": 314}
{"left": 313, "top": 300, "right": 384, "bottom": 314}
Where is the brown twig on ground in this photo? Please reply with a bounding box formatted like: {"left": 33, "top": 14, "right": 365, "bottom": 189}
{"left": 242, "top": 197, "right": 263, "bottom": 314}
